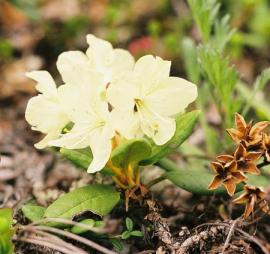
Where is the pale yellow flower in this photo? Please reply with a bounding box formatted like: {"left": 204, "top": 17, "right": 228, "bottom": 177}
{"left": 107, "top": 55, "right": 198, "bottom": 145}
{"left": 25, "top": 71, "right": 70, "bottom": 149}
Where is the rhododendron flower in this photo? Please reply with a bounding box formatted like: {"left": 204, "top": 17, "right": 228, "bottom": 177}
{"left": 57, "top": 34, "right": 135, "bottom": 86}
{"left": 25, "top": 71, "right": 70, "bottom": 149}
{"left": 49, "top": 72, "right": 115, "bottom": 173}
{"left": 107, "top": 55, "right": 197, "bottom": 145}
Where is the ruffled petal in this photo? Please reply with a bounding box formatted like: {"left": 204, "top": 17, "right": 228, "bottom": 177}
{"left": 56, "top": 51, "right": 92, "bottom": 86}
{"left": 134, "top": 55, "right": 171, "bottom": 95}
{"left": 25, "top": 95, "right": 69, "bottom": 134}
{"left": 139, "top": 106, "right": 176, "bottom": 145}
{"left": 112, "top": 49, "right": 135, "bottom": 77}
{"left": 25, "top": 95, "right": 69, "bottom": 148}
{"left": 144, "top": 77, "right": 197, "bottom": 116}
{"left": 86, "top": 34, "right": 114, "bottom": 82}
{"left": 26, "top": 71, "right": 57, "bottom": 98}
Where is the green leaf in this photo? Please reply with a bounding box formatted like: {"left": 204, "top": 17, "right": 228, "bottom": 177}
{"left": 0, "top": 218, "right": 9, "bottom": 234}
{"left": 111, "top": 239, "right": 124, "bottom": 251}
{"left": 247, "top": 173, "right": 270, "bottom": 187}
{"left": 121, "top": 231, "right": 131, "bottom": 240}
{"left": 70, "top": 219, "right": 96, "bottom": 234}
{"left": 94, "top": 220, "right": 104, "bottom": 227}
{"left": 0, "top": 209, "right": 12, "bottom": 228}
{"left": 22, "top": 204, "right": 46, "bottom": 222}
{"left": 237, "top": 82, "right": 270, "bottom": 120}
{"left": 111, "top": 139, "right": 152, "bottom": 169}
{"left": 242, "top": 67, "right": 270, "bottom": 117}
{"left": 0, "top": 208, "right": 14, "bottom": 254}
{"left": 44, "top": 185, "right": 120, "bottom": 226}
{"left": 165, "top": 168, "right": 225, "bottom": 195}
{"left": 60, "top": 148, "right": 92, "bottom": 170}
{"left": 182, "top": 37, "right": 200, "bottom": 84}
{"left": 160, "top": 158, "right": 241, "bottom": 195}
{"left": 125, "top": 217, "right": 133, "bottom": 231}
{"left": 187, "top": 0, "right": 219, "bottom": 42}
{"left": 141, "top": 111, "right": 200, "bottom": 165}
{"left": 130, "top": 230, "right": 144, "bottom": 237}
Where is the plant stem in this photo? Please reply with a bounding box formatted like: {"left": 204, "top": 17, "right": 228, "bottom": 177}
{"left": 14, "top": 236, "right": 78, "bottom": 254}
{"left": 35, "top": 226, "right": 117, "bottom": 254}
{"left": 257, "top": 160, "right": 270, "bottom": 169}
{"left": 126, "top": 164, "right": 136, "bottom": 187}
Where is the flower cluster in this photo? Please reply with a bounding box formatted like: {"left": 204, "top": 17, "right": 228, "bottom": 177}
{"left": 25, "top": 34, "right": 197, "bottom": 174}
{"left": 208, "top": 113, "right": 270, "bottom": 218}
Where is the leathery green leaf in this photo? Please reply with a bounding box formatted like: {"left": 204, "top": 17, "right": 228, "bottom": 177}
{"left": 141, "top": 111, "right": 200, "bottom": 165}
{"left": 44, "top": 185, "right": 120, "bottom": 225}
{"left": 160, "top": 158, "right": 242, "bottom": 195}
{"left": 22, "top": 204, "right": 45, "bottom": 222}
{"left": 0, "top": 208, "right": 14, "bottom": 254}
{"left": 111, "top": 139, "right": 152, "bottom": 169}
{"left": 70, "top": 219, "right": 96, "bottom": 234}
{"left": 60, "top": 148, "right": 92, "bottom": 170}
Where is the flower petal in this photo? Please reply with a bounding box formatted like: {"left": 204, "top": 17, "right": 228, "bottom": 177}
{"left": 56, "top": 51, "right": 92, "bottom": 85}
{"left": 234, "top": 143, "right": 245, "bottom": 160}
{"left": 226, "top": 128, "right": 242, "bottom": 143}
{"left": 245, "top": 151, "right": 262, "bottom": 161}
{"left": 216, "top": 155, "right": 234, "bottom": 164}
{"left": 112, "top": 49, "right": 135, "bottom": 77}
{"left": 243, "top": 196, "right": 256, "bottom": 218}
{"left": 87, "top": 124, "right": 114, "bottom": 173}
{"left": 233, "top": 193, "right": 249, "bottom": 204}
{"left": 134, "top": 55, "right": 171, "bottom": 95}
{"left": 231, "top": 171, "right": 247, "bottom": 182}
{"left": 86, "top": 34, "right": 114, "bottom": 82}
{"left": 208, "top": 175, "right": 222, "bottom": 190}
{"left": 235, "top": 113, "right": 247, "bottom": 133}
{"left": 242, "top": 162, "right": 260, "bottom": 175}
{"left": 25, "top": 95, "right": 69, "bottom": 134}
{"left": 49, "top": 123, "right": 91, "bottom": 149}
{"left": 223, "top": 179, "right": 236, "bottom": 196}
{"left": 139, "top": 107, "right": 176, "bottom": 145}
{"left": 250, "top": 121, "right": 269, "bottom": 136}
{"left": 210, "top": 161, "right": 224, "bottom": 173}
{"left": 26, "top": 71, "right": 57, "bottom": 98}
{"left": 107, "top": 73, "right": 139, "bottom": 110}
{"left": 144, "top": 77, "right": 197, "bottom": 116}
{"left": 110, "top": 109, "right": 142, "bottom": 140}
{"left": 35, "top": 132, "right": 62, "bottom": 149}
